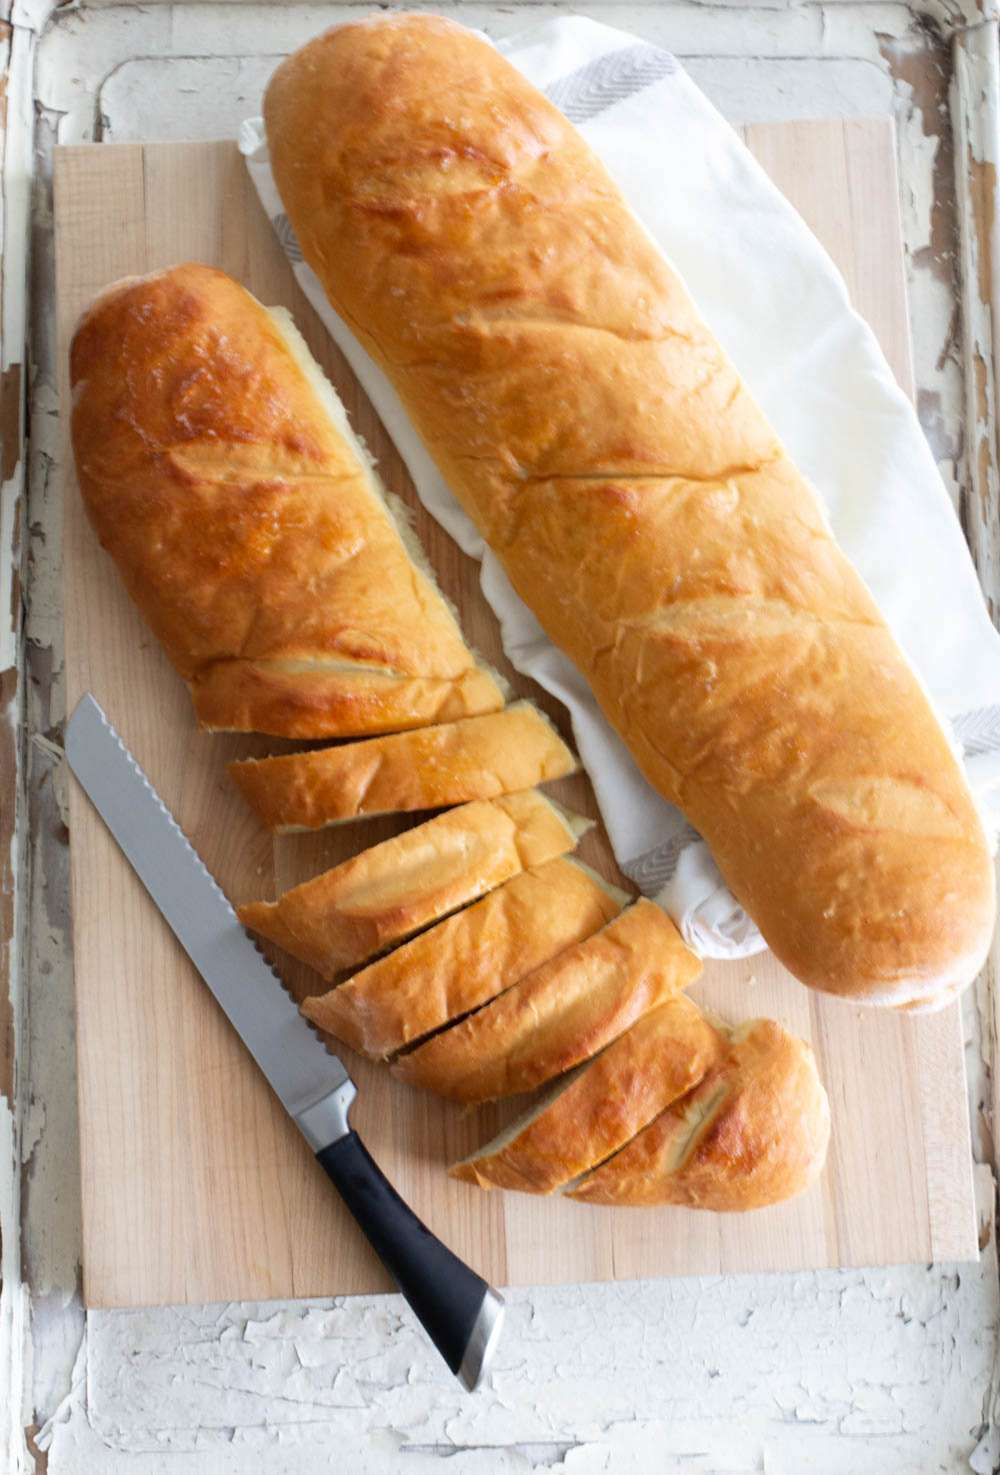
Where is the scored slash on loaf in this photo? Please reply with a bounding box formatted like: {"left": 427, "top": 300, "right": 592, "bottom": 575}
{"left": 450, "top": 995, "right": 726, "bottom": 1195}
{"left": 238, "top": 789, "right": 590, "bottom": 977}
{"left": 568, "top": 1020, "right": 832, "bottom": 1212}
{"left": 263, "top": 12, "right": 995, "bottom": 1009}
{"left": 392, "top": 898, "right": 702, "bottom": 1103}
{"left": 302, "top": 857, "right": 625, "bottom": 1058}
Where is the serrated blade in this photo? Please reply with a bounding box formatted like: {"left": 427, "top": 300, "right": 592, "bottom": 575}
{"left": 65, "top": 693, "right": 351, "bottom": 1123}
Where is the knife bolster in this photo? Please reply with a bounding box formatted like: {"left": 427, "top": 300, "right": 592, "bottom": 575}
{"left": 295, "top": 1077, "right": 357, "bottom": 1151}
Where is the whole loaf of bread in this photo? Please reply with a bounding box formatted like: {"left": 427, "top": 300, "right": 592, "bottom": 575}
{"left": 265, "top": 14, "right": 995, "bottom": 1006}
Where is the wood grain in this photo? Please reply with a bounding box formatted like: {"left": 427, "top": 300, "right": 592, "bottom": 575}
{"left": 55, "top": 119, "right": 978, "bottom": 1309}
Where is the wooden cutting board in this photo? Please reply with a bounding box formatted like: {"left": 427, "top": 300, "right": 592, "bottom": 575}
{"left": 55, "top": 119, "right": 979, "bottom": 1309}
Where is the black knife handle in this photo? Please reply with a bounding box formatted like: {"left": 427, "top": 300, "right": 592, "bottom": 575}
{"left": 317, "top": 1130, "right": 504, "bottom": 1390}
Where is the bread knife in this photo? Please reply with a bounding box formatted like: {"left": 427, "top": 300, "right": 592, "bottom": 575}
{"left": 64, "top": 692, "right": 505, "bottom": 1391}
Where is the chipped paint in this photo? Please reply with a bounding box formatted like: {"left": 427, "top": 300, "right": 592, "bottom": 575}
{"left": 952, "top": 24, "right": 1000, "bottom": 1475}
{"left": 880, "top": 26, "right": 970, "bottom": 497}
{"left": 0, "top": 1104, "right": 29, "bottom": 1475}
{"left": 0, "top": 667, "right": 18, "bottom": 1105}
{"left": 8, "top": 3, "right": 1000, "bottom": 1473}
{"left": 29, "top": 1226, "right": 1000, "bottom": 1473}
{"left": 970, "top": 151, "right": 998, "bottom": 304}
{"left": 1, "top": 0, "right": 47, "bottom": 1462}
{"left": 1, "top": 363, "right": 22, "bottom": 483}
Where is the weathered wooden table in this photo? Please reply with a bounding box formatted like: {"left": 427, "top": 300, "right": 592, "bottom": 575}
{"left": 3, "top": 3, "right": 1000, "bottom": 1472}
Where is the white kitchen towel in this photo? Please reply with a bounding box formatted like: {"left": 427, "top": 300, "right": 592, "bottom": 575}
{"left": 240, "top": 15, "right": 1000, "bottom": 961}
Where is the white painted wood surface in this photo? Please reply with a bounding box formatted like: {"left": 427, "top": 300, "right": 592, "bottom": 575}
{"left": 32, "top": 1221, "right": 1000, "bottom": 1475}
{"left": 4, "top": 3, "right": 1000, "bottom": 1472}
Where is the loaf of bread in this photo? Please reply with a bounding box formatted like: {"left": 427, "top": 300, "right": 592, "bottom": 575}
{"left": 238, "top": 789, "right": 587, "bottom": 977}
{"left": 230, "top": 702, "right": 575, "bottom": 832}
{"left": 302, "top": 857, "right": 623, "bottom": 1056}
{"left": 70, "top": 263, "right": 502, "bottom": 738}
{"left": 392, "top": 898, "right": 702, "bottom": 1102}
{"left": 265, "top": 15, "right": 996, "bottom": 1007}
{"left": 568, "top": 1019, "right": 830, "bottom": 1211}
{"left": 450, "top": 994, "right": 724, "bottom": 1194}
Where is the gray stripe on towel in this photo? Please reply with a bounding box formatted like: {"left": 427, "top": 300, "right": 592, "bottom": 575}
{"left": 545, "top": 43, "right": 678, "bottom": 124}
{"left": 953, "top": 706, "right": 1000, "bottom": 757}
{"left": 273, "top": 213, "right": 303, "bottom": 263}
{"left": 621, "top": 823, "right": 701, "bottom": 896}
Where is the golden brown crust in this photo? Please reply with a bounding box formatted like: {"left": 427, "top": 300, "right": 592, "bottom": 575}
{"left": 238, "top": 789, "right": 585, "bottom": 977}
{"left": 229, "top": 702, "right": 576, "bottom": 830}
{"left": 302, "top": 857, "right": 621, "bottom": 1056}
{"left": 568, "top": 1019, "right": 831, "bottom": 1211}
{"left": 391, "top": 898, "right": 702, "bottom": 1103}
{"left": 450, "top": 994, "right": 724, "bottom": 1194}
{"left": 265, "top": 14, "right": 995, "bottom": 1003}
{"left": 70, "top": 263, "right": 502, "bottom": 737}
{"left": 193, "top": 661, "right": 503, "bottom": 740}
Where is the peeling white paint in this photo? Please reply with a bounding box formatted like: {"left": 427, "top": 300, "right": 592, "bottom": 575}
{"left": 33, "top": 1235, "right": 1000, "bottom": 1474}
{"left": 98, "top": 52, "right": 904, "bottom": 142}
{"left": 955, "top": 22, "right": 1000, "bottom": 599}
{"left": 19, "top": 1097, "right": 44, "bottom": 1166}
{"left": 1, "top": 0, "right": 43, "bottom": 1466}
{"left": 22, "top": 371, "right": 77, "bottom": 1310}
{"left": 0, "top": 1103, "right": 30, "bottom": 1475}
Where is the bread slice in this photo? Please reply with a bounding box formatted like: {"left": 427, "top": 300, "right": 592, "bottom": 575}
{"left": 450, "top": 994, "right": 724, "bottom": 1194}
{"left": 567, "top": 1019, "right": 830, "bottom": 1211}
{"left": 238, "top": 789, "right": 588, "bottom": 978}
{"left": 392, "top": 898, "right": 701, "bottom": 1103}
{"left": 301, "top": 857, "right": 625, "bottom": 1057}
{"left": 229, "top": 701, "right": 576, "bottom": 833}
{"left": 70, "top": 264, "right": 503, "bottom": 738}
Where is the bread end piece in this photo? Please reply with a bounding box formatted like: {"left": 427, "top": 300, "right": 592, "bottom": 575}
{"left": 449, "top": 992, "right": 724, "bottom": 1194}
{"left": 568, "top": 1018, "right": 830, "bottom": 1212}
